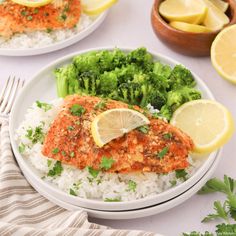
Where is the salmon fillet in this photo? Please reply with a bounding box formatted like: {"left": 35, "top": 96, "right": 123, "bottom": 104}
{"left": 42, "top": 95, "right": 194, "bottom": 173}
{"left": 0, "top": 0, "right": 81, "bottom": 38}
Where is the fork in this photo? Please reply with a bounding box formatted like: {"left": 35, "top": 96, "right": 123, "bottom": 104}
{"left": 0, "top": 77, "right": 25, "bottom": 120}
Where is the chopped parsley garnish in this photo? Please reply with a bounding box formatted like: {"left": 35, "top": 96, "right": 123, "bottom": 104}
{"left": 137, "top": 125, "right": 149, "bottom": 134}
{"left": 18, "top": 143, "right": 25, "bottom": 154}
{"left": 47, "top": 160, "right": 52, "bottom": 167}
{"left": 175, "top": 169, "right": 188, "bottom": 180}
{"left": 169, "top": 180, "right": 177, "bottom": 186}
{"left": 69, "top": 188, "right": 77, "bottom": 196}
{"left": 127, "top": 180, "right": 137, "bottom": 192}
{"left": 163, "top": 133, "right": 173, "bottom": 140}
{"left": 46, "top": 28, "right": 52, "bottom": 33}
{"left": 94, "top": 101, "right": 107, "bottom": 110}
{"left": 157, "top": 147, "right": 169, "bottom": 159}
{"left": 61, "top": 151, "right": 66, "bottom": 156}
{"left": 52, "top": 148, "right": 59, "bottom": 154}
{"left": 33, "top": 8, "right": 39, "bottom": 14}
{"left": 70, "top": 152, "right": 75, "bottom": 158}
{"left": 67, "top": 126, "right": 74, "bottom": 131}
{"left": 21, "top": 10, "right": 28, "bottom": 16}
{"left": 100, "top": 157, "right": 115, "bottom": 170}
{"left": 27, "top": 15, "right": 33, "bottom": 21}
{"left": 36, "top": 101, "right": 52, "bottom": 112}
{"left": 87, "top": 166, "right": 100, "bottom": 178}
{"left": 60, "top": 14, "right": 67, "bottom": 21}
{"left": 26, "top": 126, "right": 44, "bottom": 144}
{"left": 69, "top": 104, "right": 85, "bottom": 117}
{"left": 104, "top": 197, "right": 121, "bottom": 202}
{"left": 47, "top": 161, "right": 63, "bottom": 177}
{"left": 75, "top": 120, "right": 80, "bottom": 125}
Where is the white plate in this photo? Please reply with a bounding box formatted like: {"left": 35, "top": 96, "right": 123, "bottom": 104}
{"left": 10, "top": 47, "right": 219, "bottom": 212}
{"left": 21, "top": 149, "right": 222, "bottom": 220}
{"left": 0, "top": 12, "right": 107, "bottom": 57}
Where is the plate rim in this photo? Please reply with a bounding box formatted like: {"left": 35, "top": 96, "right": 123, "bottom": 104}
{"left": 0, "top": 12, "right": 108, "bottom": 57}
{"left": 9, "top": 47, "right": 220, "bottom": 211}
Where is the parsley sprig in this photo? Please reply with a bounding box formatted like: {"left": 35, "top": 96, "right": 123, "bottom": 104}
{"left": 182, "top": 175, "right": 236, "bottom": 235}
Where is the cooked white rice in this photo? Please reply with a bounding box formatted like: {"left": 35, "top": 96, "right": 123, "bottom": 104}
{"left": 0, "top": 14, "right": 94, "bottom": 49}
{"left": 16, "top": 99, "right": 203, "bottom": 202}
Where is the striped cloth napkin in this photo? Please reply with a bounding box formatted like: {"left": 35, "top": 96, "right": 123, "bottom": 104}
{"left": 0, "top": 119, "right": 156, "bottom": 236}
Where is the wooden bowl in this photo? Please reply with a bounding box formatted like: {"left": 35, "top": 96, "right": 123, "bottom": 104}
{"left": 151, "top": 0, "right": 236, "bottom": 57}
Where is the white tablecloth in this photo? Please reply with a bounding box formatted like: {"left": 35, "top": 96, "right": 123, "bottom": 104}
{"left": 0, "top": 0, "right": 235, "bottom": 235}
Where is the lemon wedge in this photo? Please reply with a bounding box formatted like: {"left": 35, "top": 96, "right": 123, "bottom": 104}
{"left": 91, "top": 108, "right": 150, "bottom": 147}
{"left": 209, "top": 0, "right": 229, "bottom": 12}
{"left": 211, "top": 25, "right": 236, "bottom": 84}
{"left": 11, "top": 0, "right": 53, "bottom": 7}
{"left": 170, "top": 21, "right": 212, "bottom": 33}
{"left": 159, "top": 0, "right": 207, "bottom": 24}
{"left": 81, "top": 0, "right": 118, "bottom": 16}
{"left": 202, "top": 0, "right": 229, "bottom": 31}
{"left": 170, "top": 100, "right": 235, "bottom": 154}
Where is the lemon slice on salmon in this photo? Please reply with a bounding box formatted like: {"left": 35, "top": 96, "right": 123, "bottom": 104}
{"left": 11, "top": 0, "right": 53, "bottom": 7}
{"left": 91, "top": 108, "right": 150, "bottom": 147}
{"left": 81, "top": 0, "right": 118, "bottom": 16}
{"left": 170, "top": 100, "right": 235, "bottom": 154}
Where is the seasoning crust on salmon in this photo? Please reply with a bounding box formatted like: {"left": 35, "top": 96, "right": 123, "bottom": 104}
{"left": 0, "top": 0, "right": 81, "bottom": 38}
{"left": 42, "top": 95, "right": 194, "bottom": 173}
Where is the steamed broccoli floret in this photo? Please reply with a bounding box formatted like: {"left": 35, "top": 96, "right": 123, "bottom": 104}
{"left": 54, "top": 64, "right": 78, "bottom": 97}
{"left": 145, "top": 90, "right": 167, "bottom": 110}
{"left": 168, "top": 65, "right": 196, "bottom": 90}
{"left": 78, "top": 71, "right": 99, "bottom": 95}
{"left": 73, "top": 51, "right": 100, "bottom": 75}
{"left": 97, "top": 49, "right": 126, "bottom": 72}
{"left": 160, "top": 87, "right": 202, "bottom": 120}
{"left": 100, "top": 71, "right": 118, "bottom": 94}
{"left": 126, "top": 47, "right": 154, "bottom": 72}
{"left": 153, "top": 62, "right": 172, "bottom": 80}
{"left": 118, "top": 82, "right": 141, "bottom": 104}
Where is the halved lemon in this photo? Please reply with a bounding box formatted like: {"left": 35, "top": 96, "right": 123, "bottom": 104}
{"left": 11, "top": 0, "right": 53, "bottom": 7}
{"left": 91, "top": 108, "right": 150, "bottom": 147}
{"left": 159, "top": 0, "right": 207, "bottom": 24}
{"left": 81, "top": 0, "right": 118, "bottom": 16}
{"left": 170, "top": 21, "right": 212, "bottom": 33}
{"left": 211, "top": 25, "right": 236, "bottom": 84}
{"left": 202, "top": 0, "right": 229, "bottom": 31}
{"left": 209, "top": 0, "right": 229, "bottom": 12}
{"left": 170, "top": 100, "right": 235, "bottom": 154}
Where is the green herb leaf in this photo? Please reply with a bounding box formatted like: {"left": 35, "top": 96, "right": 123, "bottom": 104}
{"left": 229, "top": 207, "right": 236, "bottom": 221}
{"left": 67, "top": 126, "right": 74, "bottom": 131}
{"left": 36, "top": 101, "right": 52, "bottom": 112}
{"left": 70, "top": 151, "right": 75, "bottom": 158}
{"left": 18, "top": 143, "right": 25, "bottom": 154}
{"left": 157, "top": 146, "right": 169, "bottom": 159}
{"left": 104, "top": 197, "right": 121, "bottom": 202}
{"left": 47, "top": 160, "right": 52, "bottom": 167}
{"left": 52, "top": 148, "right": 59, "bottom": 154}
{"left": 69, "top": 188, "right": 77, "bottom": 196}
{"left": 46, "top": 28, "right": 52, "bottom": 33}
{"left": 137, "top": 125, "right": 149, "bottom": 134}
{"left": 61, "top": 151, "right": 66, "bottom": 156}
{"left": 47, "top": 161, "right": 63, "bottom": 177}
{"left": 170, "top": 180, "right": 177, "bottom": 187}
{"left": 127, "top": 180, "right": 137, "bottom": 192}
{"left": 26, "top": 126, "right": 44, "bottom": 144}
{"left": 216, "top": 223, "right": 236, "bottom": 235}
{"left": 69, "top": 104, "right": 85, "bottom": 117}
{"left": 87, "top": 166, "right": 100, "bottom": 178}
{"left": 94, "top": 101, "right": 107, "bottom": 110}
{"left": 100, "top": 157, "right": 115, "bottom": 170}
{"left": 27, "top": 15, "right": 33, "bottom": 21}
{"left": 175, "top": 169, "right": 188, "bottom": 180}
{"left": 163, "top": 133, "right": 173, "bottom": 140}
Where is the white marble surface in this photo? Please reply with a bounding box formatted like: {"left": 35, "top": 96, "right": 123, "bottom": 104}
{"left": 0, "top": 0, "right": 235, "bottom": 235}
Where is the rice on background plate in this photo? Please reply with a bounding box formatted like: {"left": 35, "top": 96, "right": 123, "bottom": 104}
{"left": 16, "top": 99, "right": 203, "bottom": 202}
{"left": 0, "top": 14, "right": 94, "bottom": 49}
